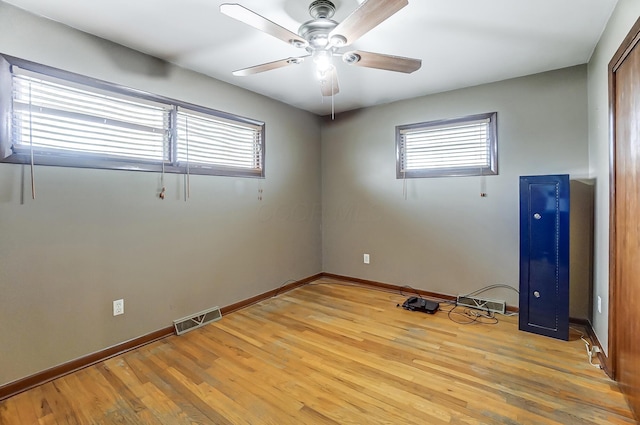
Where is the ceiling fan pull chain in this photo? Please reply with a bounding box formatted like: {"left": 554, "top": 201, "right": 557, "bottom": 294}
{"left": 331, "top": 69, "right": 335, "bottom": 120}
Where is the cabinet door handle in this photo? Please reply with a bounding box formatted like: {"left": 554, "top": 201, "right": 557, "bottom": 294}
{"left": 533, "top": 213, "right": 542, "bottom": 220}
{"left": 533, "top": 291, "right": 541, "bottom": 298}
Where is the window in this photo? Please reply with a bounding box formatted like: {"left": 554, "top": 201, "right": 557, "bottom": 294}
{"left": 0, "top": 54, "right": 265, "bottom": 178}
{"left": 396, "top": 112, "right": 497, "bottom": 178}
{"left": 176, "top": 108, "right": 262, "bottom": 172}
{"left": 12, "top": 71, "right": 169, "bottom": 162}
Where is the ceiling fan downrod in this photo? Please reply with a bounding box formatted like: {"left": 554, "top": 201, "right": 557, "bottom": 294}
{"left": 308, "top": 0, "right": 336, "bottom": 19}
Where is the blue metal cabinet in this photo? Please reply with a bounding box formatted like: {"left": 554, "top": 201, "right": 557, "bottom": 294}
{"left": 519, "top": 175, "right": 570, "bottom": 340}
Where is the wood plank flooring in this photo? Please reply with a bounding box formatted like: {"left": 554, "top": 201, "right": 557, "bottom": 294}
{"left": 0, "top": 278, "right": 636, "bottom": 424}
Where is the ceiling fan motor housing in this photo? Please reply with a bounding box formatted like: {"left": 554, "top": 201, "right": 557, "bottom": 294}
{"left": 299, "top": 18, "right": 339, "bottom": 50}
{"left": 299, "top": 1, "right": 339, "bottom": 51}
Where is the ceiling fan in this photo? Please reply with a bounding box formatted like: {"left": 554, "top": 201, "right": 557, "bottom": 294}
{"left": 220, "top": 0, "right": 422, "bottom": 97}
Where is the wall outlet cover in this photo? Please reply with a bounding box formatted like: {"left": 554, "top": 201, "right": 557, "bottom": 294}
{"left": 113, "top": 299, "right": 124, "bottom": 316}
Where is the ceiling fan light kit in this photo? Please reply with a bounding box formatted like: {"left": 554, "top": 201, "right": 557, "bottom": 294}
{"left": 220, "top": 0, "right": 421, "bottom": 99}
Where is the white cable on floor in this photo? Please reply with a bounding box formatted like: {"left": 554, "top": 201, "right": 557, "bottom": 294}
{"left": 571, "top": 326, "right": 602, "bottom": 369}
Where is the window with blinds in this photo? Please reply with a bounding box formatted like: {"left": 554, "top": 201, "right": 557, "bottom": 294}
{"left": 0, "top": 54, "right": 265, "bottom": 178}
{"left": 396, "top": 112, "right": 497, "bottom": 178}
{"left": 176, "top": 108, "right": 262, "bottom": 174}
{"left": 12, "top": 72, "right": 169, "bottom": 162}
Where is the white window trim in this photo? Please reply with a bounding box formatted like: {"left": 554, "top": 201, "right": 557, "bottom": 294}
{"left": 0, "top": 54, "right": 266, "bottom": 178}
{"left": 396, "top": 112, "right": 498, "bottom": 179}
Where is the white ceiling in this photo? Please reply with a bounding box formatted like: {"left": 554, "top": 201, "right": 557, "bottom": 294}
{"left": 4, "top": 0, "right": 618, "bottom": 116}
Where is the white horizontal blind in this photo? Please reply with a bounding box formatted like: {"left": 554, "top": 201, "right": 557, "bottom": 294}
{"left": 176, "top": 108, "right": 262, "bottom": 172}
{"left": 400, "top": 118, "right": 490, "bottom": 172}
{"left": 12, "top": 72, "right": 168, "bottom": 161}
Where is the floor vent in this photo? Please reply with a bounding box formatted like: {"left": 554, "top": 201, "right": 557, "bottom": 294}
{"left": 173, "top": 306, "right": 222, "bottom": 335}
{"left": 456, "top": 296, "right": 506, "bottom": 314}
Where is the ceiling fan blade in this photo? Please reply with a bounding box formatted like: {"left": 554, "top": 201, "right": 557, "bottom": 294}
{"left": 233, "top": 56, "right": 308, "bottom": 76}
{"left": 342, "top": 50, "right": 421, "bottom": 73}
{"left": 220, "top": 3, "right": 308, "bottom": 48}
{"left": 329, "top": 0, "right": 408, "bottom": 47}
{"left": 319, "top": 67, "right": 339, "bottom": 97}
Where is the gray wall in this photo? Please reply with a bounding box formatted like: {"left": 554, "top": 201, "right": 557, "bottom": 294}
{"left": 321, "top": 66, "right": 589, "bottom": 308}
{"left": 0, "top": 2, "right": 322, "bottom": 386}
{"left": 587, "top": 0, "right": 640, "bottom": 354}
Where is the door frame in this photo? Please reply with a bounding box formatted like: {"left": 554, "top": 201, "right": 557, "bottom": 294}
{"left": 607, "top": 16, "right": 640, "bottom": 380}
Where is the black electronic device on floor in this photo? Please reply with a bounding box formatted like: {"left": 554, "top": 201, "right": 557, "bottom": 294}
{"left": 401, "top": 296, "right": 439, "bottom": 314}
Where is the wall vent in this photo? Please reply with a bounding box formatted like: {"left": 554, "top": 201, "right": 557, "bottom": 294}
{"left": 173, "top": 306, "right": 222, "bottom": 335}
{"left": 456, "top": 296, "right": 506, "bottom": 314}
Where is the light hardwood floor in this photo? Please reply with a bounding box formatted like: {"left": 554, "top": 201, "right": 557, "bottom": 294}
{"left": 0, "top": 278, "right": 635, "bottom": 424}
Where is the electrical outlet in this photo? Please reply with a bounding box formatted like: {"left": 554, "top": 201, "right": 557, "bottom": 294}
{"left": 597, "top": 296, "right": 602, "bottom": 314}
{"left": 363, "top": 253, "right": 370, "bottom": 264}
{"left": 113, "top": 299, "right": 124, "bottom": 316}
